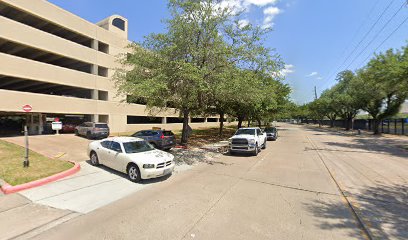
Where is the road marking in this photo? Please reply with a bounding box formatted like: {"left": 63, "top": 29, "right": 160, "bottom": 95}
{"left": 306, "top": 135, "right": 373, "bottom": 240}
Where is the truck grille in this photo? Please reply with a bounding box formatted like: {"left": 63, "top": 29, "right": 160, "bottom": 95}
{"left": 231, "top": 139, "right": 248, "bottom": 145}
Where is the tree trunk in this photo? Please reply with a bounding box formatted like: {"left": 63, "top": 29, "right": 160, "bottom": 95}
{"left": 330, "top": 119, "right": 335, "bottom": 128}
{"left": 257, "top": 119, "right": 262, "bottom": 128}
{"left": 247, "top": 117, "right": 251, "bottom": 127}
{"left": 345, "top": 117, "right": 352, "bottom": 131}
{"left": 219, "top": 112, "right": 225, "bottom": 136}
{"left": 237, "top": 115, "right": 244, "bottom": 129}
{"left": 372, "top": 119, "right": 380, "bottom": 135}
{"left": 181, "top": 108, "right": 190, "bottom": 145}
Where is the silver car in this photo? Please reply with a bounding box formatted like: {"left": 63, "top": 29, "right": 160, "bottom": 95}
{"left": 75, "top": 122, "right": 110, "bottom": 139}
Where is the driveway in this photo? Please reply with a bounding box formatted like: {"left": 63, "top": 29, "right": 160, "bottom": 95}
{"left": 1, "top": 134, "right": 91, "bottom": 162}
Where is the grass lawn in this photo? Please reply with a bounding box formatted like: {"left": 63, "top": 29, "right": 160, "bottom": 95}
{"left": 0, "top": 140, "right": 73, "bottom": 186}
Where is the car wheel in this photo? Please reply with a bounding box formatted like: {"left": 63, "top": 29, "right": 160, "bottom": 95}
{"left": 252, "top": 145, "right": 258, "bottom": 156}
{"left": 150, "top": 143, "right": 158, "bottom": 149}
{"left": 127, "top": 164, "right": 141, "bottom": 182}
{"left": 262, "top": 141, "right": 266, "bottom": 149}
{"left": 229, "top": 150, "right": 235, "bottom": 155}
{"left": 74, "top": 130, "right": 79, "bottom": 136}
{"left": 90, "top": 151, "right": 99, "bottom": 166}
{"left": 86, "top": 131, "right": 92, "bottom": 139}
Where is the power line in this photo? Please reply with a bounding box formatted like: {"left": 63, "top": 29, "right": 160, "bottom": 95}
{"left": 320, "top": 0, "right": 381, "bottom": 85}
{"left": 357, "top": 14, "right": 408, "bottom": 69}
{"left": 343, "top": 1, "right": 406, "bottom": 70}
{"left": 318, "top": 0, "right": 396, "bottom": 91}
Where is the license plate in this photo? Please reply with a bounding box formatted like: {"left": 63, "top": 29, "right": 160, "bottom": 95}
{"left": 163, "top": 169, "right": 172, "bottom": 175}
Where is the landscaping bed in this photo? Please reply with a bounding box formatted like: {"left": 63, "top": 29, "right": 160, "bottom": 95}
{"left": 0, "top": 140, "right": 73, "bottom": 186}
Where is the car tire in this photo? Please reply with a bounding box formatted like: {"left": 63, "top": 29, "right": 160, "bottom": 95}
{"left": 74, "top": 130, "right": 79, "bottom": 136}
{"left": 90, "top": 151, "right": 100, "bottom": 166}
{"left": 229, "top": 150, "right": 235, "bottom": 156}
{"left": 252, "top": 145, "right": 258, "bottom": 156}
{"left": 262, "top": 141, "right": 266, "bottom": 149}
{"left": 86, "top": 131, "right": 92, "bottom": 139}
{"left": 127, "top": 164, "right": 141, "bottom": 182}
{"left": 150, "top": 143, "right": 158, "bottom": 149}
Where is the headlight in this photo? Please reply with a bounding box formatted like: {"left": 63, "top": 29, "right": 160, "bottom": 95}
{"left": 248, "top": 139, "right": 256, "bottom": 144}
{"left": 143, "top": 164, "right": 155, "bottom": 169}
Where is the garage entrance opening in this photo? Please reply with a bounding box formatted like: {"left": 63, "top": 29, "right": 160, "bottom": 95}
{"left": 0, "top": 112, "right": 94, "bottom": 136}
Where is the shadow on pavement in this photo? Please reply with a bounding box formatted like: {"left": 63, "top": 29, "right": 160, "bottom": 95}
{"left": 305, "top": 184, "right": 408, "bottom": 240}
{"left": 324, "top": 138, "right": 408, "bottom": 158}
{"left": 303, "top": 126, "right": 408, "bottom": 158}
{"left": 84, "top": 160, "right": 172, "bottom": 185}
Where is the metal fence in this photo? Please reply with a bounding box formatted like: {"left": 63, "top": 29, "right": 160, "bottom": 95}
{"left": 302, "top": 118, "right": 408, "bottom": 136}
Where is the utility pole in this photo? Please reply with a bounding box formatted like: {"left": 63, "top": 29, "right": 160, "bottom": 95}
{"left": 314, "top": 86, "right": 318, "bottom": 100}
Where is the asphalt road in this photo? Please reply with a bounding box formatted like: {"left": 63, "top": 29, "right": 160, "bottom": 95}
{"left": 30, "top": 124, "right": 407, "bottom": 240}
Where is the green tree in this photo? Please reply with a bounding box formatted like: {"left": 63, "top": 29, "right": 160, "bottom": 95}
{"left": 116, "top": 0, "right": 235, "bottom": 145}
{"left": 352, "top": 46, "right": 408, "bottom": 134}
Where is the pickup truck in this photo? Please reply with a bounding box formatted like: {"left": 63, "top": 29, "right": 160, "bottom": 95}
{"left": 228, "top": 127, "right": 267, "bottom": 156}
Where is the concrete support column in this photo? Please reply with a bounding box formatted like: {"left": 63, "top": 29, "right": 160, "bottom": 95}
{"left": 216, "top": 118, "right": 220, "bottom": 123}
{"left": 91, "top": 39, "right": 98, "bottom": 50}
{"left": 38, "top": 113, "right": 43, "bottom": 135}
{"left": 91, "top": 64, "right": 98, "bottom": 75}
{"left": 188, "top": 117, "right": 192, "bottom": 123}
{"left": 91, "top": 89, "right": 99, "bottom": 100}
{"left": 204, "top": 118, "right": 208, "bottom": 123}
{"left": 162, "top": 117, "right": 167, "bottom": 124}
{"left": 91, "top": 114, "right": 98, "bottom": 122}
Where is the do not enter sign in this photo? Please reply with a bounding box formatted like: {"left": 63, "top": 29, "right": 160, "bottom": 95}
{"left": 22, "top": 104, "right": 32, "bottom": 112}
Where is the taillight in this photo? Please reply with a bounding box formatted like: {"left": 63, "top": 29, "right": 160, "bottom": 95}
{"left": 160, "top": 134, "right": 164, "bottom": 139}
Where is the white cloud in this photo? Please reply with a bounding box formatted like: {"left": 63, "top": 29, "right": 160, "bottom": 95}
{"left": 218, "top": 0, "right": 282, "bottom": 29}
{"left": 316, "top": 77, "right": 323, "bottom": 80}
{"left": 280, "top": 64, "right": 295, "bottom": 77}
{"left": 245, "top": 0, "right": 278, "bottom": 7}
{"left": 306, "top": 72, "right": 318, "bottom": 77}
{"left": 238, "top": 19, "right": 250, "bottom": 28}
{"left": 262, "top": 6, "right": 282, "bottom": 29}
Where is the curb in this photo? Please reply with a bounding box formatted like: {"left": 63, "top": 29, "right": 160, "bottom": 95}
{"left": 0, "top": 162, "right": 80, "bottom": 195}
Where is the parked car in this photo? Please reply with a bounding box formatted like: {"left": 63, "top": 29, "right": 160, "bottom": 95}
{"left": 75, "top": 122, "right": 110, "bottom": 139}
{"left": 228, "top": 127, "right": 267, "bottom": 156}
{"left": 131, "top": 130, "right": 176, "bottom": 150}
{"left": 264, "top": 127, "right": 278, "bottom": 141}
{"left": 61, "top": 123, "right": 77, "bottom": 133}
{"left": 87, "top": 137, "right": 175, "bottom": 182}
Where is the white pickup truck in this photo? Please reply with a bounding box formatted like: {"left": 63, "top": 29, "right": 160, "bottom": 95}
{"left": 228, "top": 127, "right": 267, "bottom": 156}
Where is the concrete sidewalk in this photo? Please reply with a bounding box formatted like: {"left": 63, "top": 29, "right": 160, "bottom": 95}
{"left": 19, "top": 162, "right": 191, "bottom": 214}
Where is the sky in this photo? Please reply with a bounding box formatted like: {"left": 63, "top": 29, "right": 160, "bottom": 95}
{"left": 49, "top": 0, "right": 408, "bottom": 104}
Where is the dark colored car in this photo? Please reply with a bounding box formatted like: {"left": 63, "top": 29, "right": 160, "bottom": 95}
{"left": 264, "top": 127, "right": 278, "bottom": 141}
{"left": 75, "top": 122, "right": 110, "bottom": 139}
{"left": 61, "top": 123, "right": 77, "bottom": 133}
{"left": 131, "top": 130, "right": 176, "bottom": 150}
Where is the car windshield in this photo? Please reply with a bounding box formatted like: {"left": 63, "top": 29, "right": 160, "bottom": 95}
{"left": 264, "top": 128, "right": 276, "bottom": 133}
{"left": 235, "top": 129, "right": 256, "bottom": 135}
{"left": 95, "top": 124, "right": 108, "bottom": 128}
{"left": 123, "top": 141, "right": 155, "bottom": 154}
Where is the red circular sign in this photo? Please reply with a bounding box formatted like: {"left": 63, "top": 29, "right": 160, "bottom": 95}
{"left": 22, "top": 104, "right": 32, "bottom": 112}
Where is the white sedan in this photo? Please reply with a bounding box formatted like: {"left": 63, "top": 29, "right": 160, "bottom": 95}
{"left": 87, "top": 137, "right": 175, "bottom": 182}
